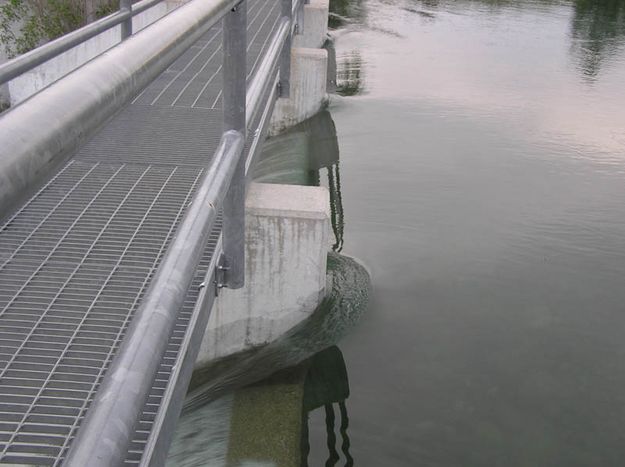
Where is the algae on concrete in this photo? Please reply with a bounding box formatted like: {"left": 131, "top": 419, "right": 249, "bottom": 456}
{"left": 226, "top": 366, "right": 308, "bottom": 467}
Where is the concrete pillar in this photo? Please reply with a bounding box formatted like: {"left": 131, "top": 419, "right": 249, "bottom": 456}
{"left": 195, "top": 183, "right": 330, "bottom": 366}
{"left": 269, "top": 47, "right": 328, "bottom": 135}
{"left": 294, "top": 0, "right": 329, "bottom": 49}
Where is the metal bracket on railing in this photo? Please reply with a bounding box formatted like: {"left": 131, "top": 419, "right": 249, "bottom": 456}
{"left": 214, "top": 254, "right": 230, "bottom": 295}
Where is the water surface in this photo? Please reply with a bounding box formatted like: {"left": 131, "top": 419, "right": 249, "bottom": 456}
{"left": 304, "top": 0, "right": 625, "bottom": 465}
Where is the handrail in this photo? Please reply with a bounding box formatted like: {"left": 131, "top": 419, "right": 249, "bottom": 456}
{"left": 0, "top": 10, "right": 130, "bottom": 84}
{"left": 247, "top": 18, "right": 290, "bottom": 127}
{"left": 64, "top": 130, "right": 245, "bottom": 467}
{"left": 0, "top": 0, "right": 305, "bottom": 463}
{"left": 0, "top": 0, "right": 176, "bottom": 85}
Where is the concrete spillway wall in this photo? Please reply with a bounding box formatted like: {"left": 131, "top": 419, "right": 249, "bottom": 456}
{"left": 196, "top": 0, "right": 332, "bottom": 367}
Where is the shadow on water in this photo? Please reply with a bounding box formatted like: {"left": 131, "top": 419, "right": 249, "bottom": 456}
{"left": 570, "top": 0, "right": 625, "bottom": 78}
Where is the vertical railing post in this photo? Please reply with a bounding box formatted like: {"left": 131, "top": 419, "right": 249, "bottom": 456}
{"left": 222, "top": 0, "right": 247, "bottom": 289}
{"left": 120, "top": 0, "right": 132, "bottom": 40}
{"left": 297, "top": 0, "right": 306, "bottom": 35}
{"left": 279, "top": 0, "right": 292, "bottom": 98}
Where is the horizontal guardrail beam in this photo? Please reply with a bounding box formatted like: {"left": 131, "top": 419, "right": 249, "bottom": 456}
{"left": 248, "top": 17, "right": 290, "bottom": 125}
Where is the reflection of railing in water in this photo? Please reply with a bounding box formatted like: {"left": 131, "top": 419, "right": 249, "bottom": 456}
{"left": 301, "top": 345, "right": 354, "bottom": 467}
{"left": 327, "top": 163, "right": 344, "bottom": 252}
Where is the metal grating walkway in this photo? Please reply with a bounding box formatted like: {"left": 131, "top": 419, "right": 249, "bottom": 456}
{"left": 0, "top": 0, "right": 280, "bottom": 464}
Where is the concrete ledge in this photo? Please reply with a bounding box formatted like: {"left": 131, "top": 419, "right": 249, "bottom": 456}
{"left": 196, "top": 183, "right": 330, "bottom": 366}
{"left": 269, "top": 47, "right": 328, "bottom": 135}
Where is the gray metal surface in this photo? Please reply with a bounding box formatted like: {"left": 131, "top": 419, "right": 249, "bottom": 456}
{"left": 120, "top": 0, "right": 133, "bottom": 40}
{"left": 222, "top": 3, "right": 247, "bottom": 289}
{"left": 0, "top": 0, "right": 283, "bottom": 464}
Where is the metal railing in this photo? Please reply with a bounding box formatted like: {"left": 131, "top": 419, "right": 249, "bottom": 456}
{"left": 0, "top": 0, "right": 308, "bottom": 465}
{"left": 0, "top": 0, "right": 172, "bottom": 85}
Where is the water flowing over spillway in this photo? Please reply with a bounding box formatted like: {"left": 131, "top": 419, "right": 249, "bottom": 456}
{"left": 167, "top": 252, "right": 371, "bottom": 466}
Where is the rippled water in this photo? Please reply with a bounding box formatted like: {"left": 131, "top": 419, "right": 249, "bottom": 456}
{"left": 304, "top": 0, "right": 625, "bottom": 465}
{"left": 174, "top": 0, "right": 625, "bottom": 465}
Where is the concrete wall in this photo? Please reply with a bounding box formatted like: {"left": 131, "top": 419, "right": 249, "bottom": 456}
{"left": 269, "top": 0, "right": 330, "bottom": 135}
{"left": 269, "top": 47, "right": 328, "bottom": 135}
{"left": 7, "top": 0, "right": 185, "bottom": 106}
{"left": 293, "top": 0, "right": 329, "bottom": 49}
{"left": 196, "top": 183, "right": 330, "bottom": 366}
{"left": 196, "top": 1, "right": 332, "bottom": 368}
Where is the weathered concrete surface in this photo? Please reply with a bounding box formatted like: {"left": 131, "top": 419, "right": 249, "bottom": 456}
{"left": 269, "top": 47, "right": 328, "bottom": 135}
{"left": 196, "top": 183, "right": 330, "bottom": 366}
{"left": 7, "top": 0, "right": 186, "bottom": 105}
{"left": 294, "top": 0, "right": 329, "bottom": 49}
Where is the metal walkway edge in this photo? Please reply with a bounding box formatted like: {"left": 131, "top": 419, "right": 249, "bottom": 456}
{"left": 0, "top": 0, "right": 283, "bottom": 464}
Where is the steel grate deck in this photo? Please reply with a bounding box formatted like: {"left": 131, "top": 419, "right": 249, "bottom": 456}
{"left": 0, "top": 0, "right": 281, "bottom": 464}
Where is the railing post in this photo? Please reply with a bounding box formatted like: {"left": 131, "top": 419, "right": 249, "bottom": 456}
{"left": 279, "top": 0, "right": 292, "bottom": 98}
{"left": 297, "top": 0, "right": 306, "bottom": 35}
{"left": 120, "top": 0, "right": 133, "bottom": 39}
{"left": 222, "top": 0, "right": 247, "bottom": 289}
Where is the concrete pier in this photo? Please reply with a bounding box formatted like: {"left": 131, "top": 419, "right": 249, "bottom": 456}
{"left": 269, "top": 0, "right": 330, "bottom": 135}
{"left": 294, "top": 0, "right": 330, "bottom": 49}
{"left": 196, "top": 183, "right": 330, "bottom": 366}
{"left": 269, "top": 47, "right": 329, "bottom": 135}
{"left": 197, "top": 0, "right": 333, "bottom": 367}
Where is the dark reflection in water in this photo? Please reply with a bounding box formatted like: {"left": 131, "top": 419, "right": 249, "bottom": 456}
{"left": 329, "top": 0, "right": 366, "bottom": 29}
{"left": 255, "top": 110, "right": 345, "bottom": 251}
{"left": 336, "top": 51, "right": 364, "bottom": 97}
{"left": 301, "top": 346, "right": 353, "bottom": 467}
{"left": 570, "top": 0, "right": 625, "bottom": 78}
{"left": 332, "top": 0, "right": 625, "bottom": 81}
